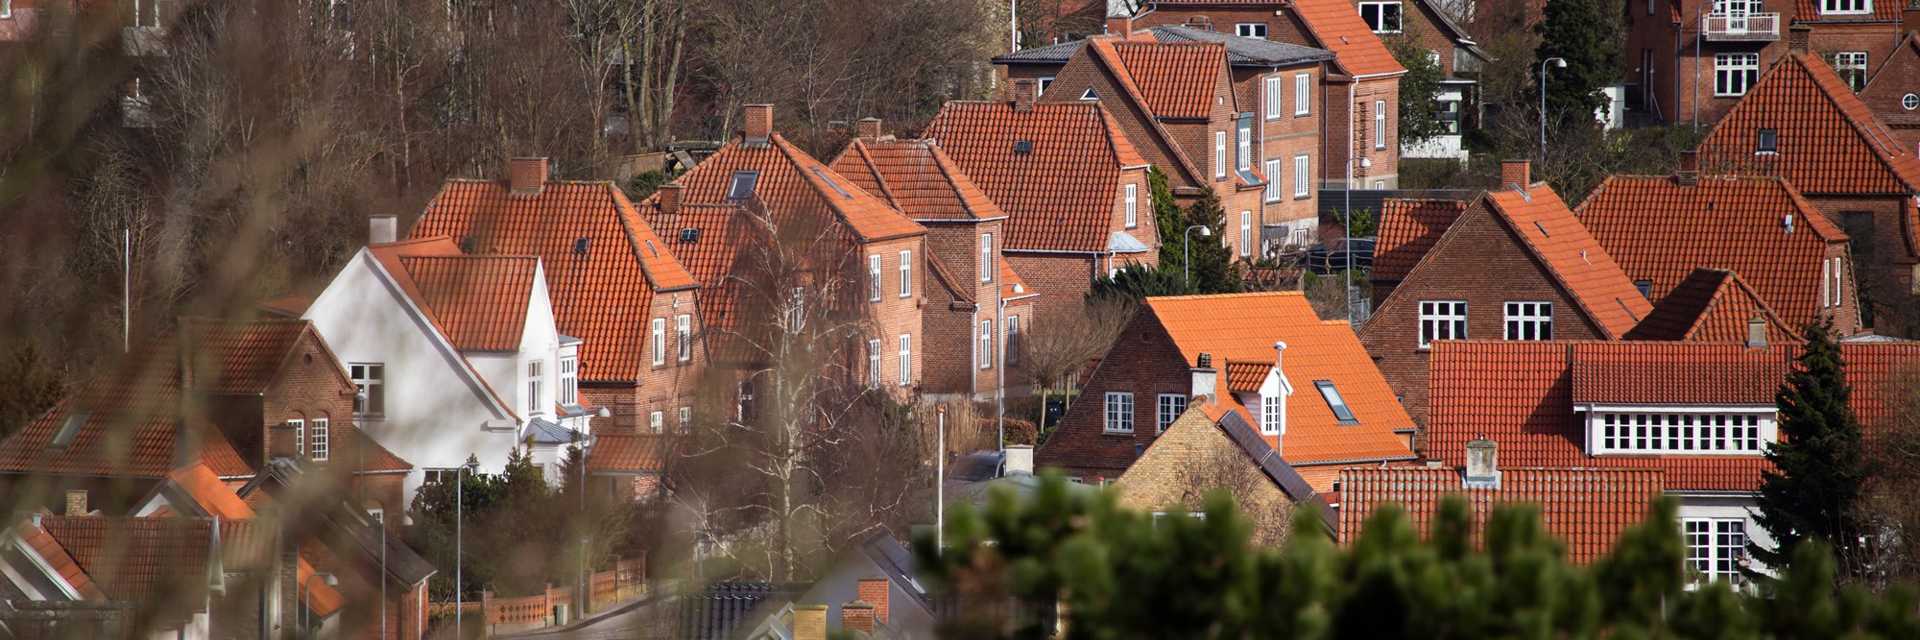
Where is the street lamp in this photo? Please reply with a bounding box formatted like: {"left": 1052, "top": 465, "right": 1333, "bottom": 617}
{"left": 301, "top": 572, "right": 338, "bottom": 637}
{"left": 1183, "top": 224, "right": 1212, "bottom": 288}
{"left": 1539, "top": 57, "right": 1567, "bottom": 161}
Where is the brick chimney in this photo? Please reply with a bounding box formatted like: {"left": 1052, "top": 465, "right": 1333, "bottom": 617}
{"left": 1500, "top": 160, "right": 1531, "bottom": 191}
{"left": 1675, "top": 150, "right": 1699, "bottom": 186}
{"left": 1190, "top": 353, "right": 1218, "bottom": 399}
{"left": 856, "top": 578, "right": 890, "bottom": 625}
{"left": 65, "top": 489, "right": 88, "bottom": 516}
{"left": 743, "top": 104, "right": 774, "bottom": 145}
{"left": 840, "top": 601, "right": 877, "bottom": 633}
{"left": 856, "top": 117, "right": 883, "bottom": 141}
{"left": 508, "top": 157, "right": 549, "bottom": 195}
{"left": 1011, "top": 78, "right": 1037, "bottom": 113}
{"left": 791, "top": 604, "right": 827, "bottom": 640}
{"left": 368, "top": 215, "right": 398, "bottom": 245}
{"left": 657, "top": 183, "right": 682, "bottom": 217}
{"left": 1788, "top": 24, "right": 1811, "bottom": 55}
{"left": 1106, "top": 15, "right": 1133, "bottom": 37}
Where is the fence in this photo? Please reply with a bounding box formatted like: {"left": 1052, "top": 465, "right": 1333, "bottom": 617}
{"left": 427, "top": 553, "right": 646, "bottom": 637}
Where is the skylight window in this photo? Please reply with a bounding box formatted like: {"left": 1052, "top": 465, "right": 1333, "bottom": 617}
{"left": 50, "top": 413, "right": 88, "bottom": 449}
{"left": 1314, "top": 381, "right": 1357, "bottom": 424}
{"left": 810, "top": 167, "right": 852, "bottom": 198}
{"left": 726, "top": 171, "right": 760, "bottom": 200}
{"left": 1756, "top": 128, "right": 1777, "bottom": 154}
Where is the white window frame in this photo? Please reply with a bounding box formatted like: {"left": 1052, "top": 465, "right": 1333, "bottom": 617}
{"left": 1038, "top": 77, "right": 1055, "bottom": 95}
{"left": 650, "top": 318, "right": 666, "bottom": 366}
{"left": 980, "top": 320, "right": 994, "bottom": 370}
{"left": 1714, "top": 53, "right": 1759, "bottom": 97}
{"left": 1359, "top": 1, "right": 1403, "bottom": 33}
{"left": 1373, "top": 100, "right": 1388, "bottom": 150}
{"left": 675, "top": 314, "right": 692, "bottom": 362}
{"left": 1589, "top": 408, "right": 1774, "bottom": 455}
{"left": 1214, "top": 131, "right": 1227, "bottom": 179}
{"left": 527, "top": 360, "right": 544, "bottom": 415}
{"left": 1684, "top": 518, "right": 1749, "bottom": 584}
{"left": 1294, "top": 72, "right": 1311, "bottom": 115}
{"left": 1260, "top": 396, "right": 1284, "bottom": 435}
{"left": 133, "top": 0, "right": 161, "bottom": 28}
{"left": 1124, "top": 183, "right": 1138, "bottom": 228}
{"left": 1503, "top": 301, "right": 1553, "bottom": 340}
{"left": 310, "top": 417, "right": 330, "bottom": 462}
{"left": 1, "top": 0, "right": 12, "bottom": 19}
{"left": 678, "top": 406, "right": 692, "bottom": 432}
{"left": 898, "top": 334, "right": 912, "bottom": 386}
{"left": 1292, "top": 154, "right": 1310, "bottom": 198}
{"left": 1418, "top": 300, "right": 1468, "bottom": 348}
{"left": 1819, "top": 0, "right": 1870, "bottom": 15}
{"left": 1264, "top": 76, "right": 1283, "bottom": 120}
{"left": 289, "top": 419, "right": 306, "bottom": 457}
{"left": 980, "top": 233, "right": 994, "bottom": 283}
{"left": 1235, "top": 22, "right": 1267, "bottom": 38}
{"left": 1006, "top": 315, "right": 1021, "bottom": 367}
{"left": 868, "top": 254, "right": 883, "bottom": 302}
{"left": 350, "top": 363, "right": 384, "bottom": 417}
{"left": 1833, "top": 51, "right": 1868, "bottom": 91}
{"left": 1236, "top": 122, "right": 1252, "bottom": 172}
{"left": 867, "top": 338, "right": 882, "bottom": 388}
{"left": 899, "top": 250, "right": 912, "bottom": 298}
{"left": 787, "top": 287, "right": 807, "bottom": 331}
{"left": 1822, "top": 258, "right": 1833, "bottom": 307}
{"left": 1239, "top": 211, "right": 1253, "bottom": 258}
{"left": 558, "top": 357, "right": 577, "bottom": 406}
{"left": 1104, "top": 392, "right": 1135, "bottom": 433}
{"left": 1157, "top": 394, "right": 1187, "bottom": 433}
{"left": 1264, "top": 159, "right": 1283, "bottom": 203}
{"left": 649, "top": 411, "right": 664, "bottom": 434}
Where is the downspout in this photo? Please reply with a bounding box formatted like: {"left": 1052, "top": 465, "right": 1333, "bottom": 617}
{"left": 1692, "top": 9, "right": 1700, "bottom": 127}
{"left": 1344, "top": 81, "right": 1356, "bottom": 323}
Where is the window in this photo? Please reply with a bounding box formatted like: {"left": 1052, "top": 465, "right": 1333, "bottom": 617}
{"left": 1235, "top": 22, "right": 1267, "bottom": 38}
{"left": 1819, "top": 0, "right": 1870, "bottom": 14}
{"left": 527, "top": 360, "right": 544, "bottom": 414}
{"left": 898, "top": 334, "right": 912, "bottom": 385}
{"left": 898, "top": 250, "right": 912, "bottom": 297}
{"left": 649, "top": 411, "right": 664, "bottom": 434}
{"left": 1436, "top": 97, "right": 1462, "bottom": 135}
{"left": 1685, "top": 518, "right": 1748, "bottom": 584}
{"left": 1904, "top": 93, "right": 1919, "bottom": 110}
{"left": 1504, "top": 302, "right": 1553, "bottom": 340}
{"left": 678, "top": 407, "right": 692, "bottom": 433}
{"left": 980, "top": 320, "right": 994, "bottom": 370}
{"left": 1080, "top": 88, "right": 1098, "bottom": 101}
{"left": 1635, "top": 280, "right": 1653, "bottom": 299}
{"left": 1833, "top": 51, "right": 1868, "bottom": 91}
{"left": 726, "top": 171, "right": 760, "bottom": 201}
{"left": 1823, "top": 258, "right": 1833, "bottom": 307}
{"left": 1756, "top": 128, "right": 1777, "bottom": 154}
{"left": 350, "top": 364, "right": 384, "bottom": 417}
{"left": 133, "top": 0, "right": 160, "bottom": 27}
{"left": 1264, "top": 159, "right": 1283, "bottom": 202}
{"left": 288, "top": 419, "right": 306, "bottom": 457}
{"left": 737, "top": 379, "right": 756, "bottom": 421}
{"left": 1239, "top": 211, "right": 1253, "bottom": 258}
{"left": 787, "top": 287, "right": 806, "bottom": 330}
{"left": 1038, "top": 77, "right": 1055, "bottom": 95}
{"left": 1597, "top": 412, "right": 1767, "bottom": 454}
{"left": 1264, "top": 76, "right": 1283, "bottom": 120}
{"left": 1359, "top": 1, "right": 1402, "bottom": 32}
{"left": 1236, "top": 121, "right": 1251, "bottom": 172}
{"left": 1824, "top": 257, "right": 1844, "bottom": 307}
{"left": 424, "top": 469, "right": 453, "bottom": 485}
{"left": 650, "top": 319, "right": 666, "bottom": 365}
{"left": 676, "top": 314, "right": 692, "bottom": 361}
{"left": 1214, "top": 131, "right": 1227, "bottom": 179}
{"left": 1294, "top": 73, "right": 1311, "bottom": 115}
{"left": 1260, "top": 395, "right": 1284, "bottom": 434}
{"left": 1373, "top": 100, "right": 1388, "bottom": 150}
{"left": 1157, "top": 394, "right": 1187, "bottom": 432}
{"left": 366, "top": 508, "right": 383, "bottom": 524}
{"left": 1104, "top": 392, "right": 1135, "bottom": 433}
{"left": 1124, "top": 184, "right": 1138, "bottom": 228}
{"left": 310, "top": 417, "right": 330, "bottom": 462}
{"left": 329, "top": 0, "right": 350, "bottom": 29}
{"left": 1293, "top": 155, "right": 1310, "bottom": 198}
{"left": 1, "top": 0, "right": 11, "bottom": 19}
{"left": 980, "top": 234, "right": 994, "bottom": 282}
{"left": 867, "top": 338, "right": 882, "bottom": 388}
{"left": 1314, "top": 381, "right": 1358, "bottom": 424}
{"left": 559, "top": 357, "right": 577, "bottom": 406}
{"left": 1006, "top": 316, "right": 1021, "bottom": 366}
{"left": 868, "top": 255, "right": 883, "bottom": 302}
{"left": 1418, "top": 301, "right": 1468, "bottom": 348}
{"left": 1714, "top": 53, "right": 1759, "bottom": 97}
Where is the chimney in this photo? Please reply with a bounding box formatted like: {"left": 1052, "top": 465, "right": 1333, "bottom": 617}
{"left": 368, "top": 215, "right": 398, "bottom": 245}
{"left": 1002, "top": 444, "right": 1034, "bottom": 477}
{"left": 1464, "top": 437, "right": 1500, "bottom": 488}
{"left": 1788, "top": 25, "right": 1811, "bottom": 55}
{"left": 1747, "top": 316, "right": 1769, "bottom": 349}
{"left": 840, "top": 601, "right": 877, "bottom": 633}
{"left": 791, "top": 604, "right": 827, "bottom": 640}
{"left": 1184, "top": 15, "right": 1213, "bottom": 29}
{"left": 855, "top": 117, "right": 883, "bottom": 141}
{"left": 856, "top": 578, "right": 890, "bottom": 625}
{"left": 1500, "top": 160, "right": 1531, "bottom": 191}
{"left": 1190, "top": 353, "right": 1218, "bottom": 399}
{"left": 65, "top": 489, "right": 88, "bottom": 516}
{"left": 1675, "top": 150, "right": 1699, "bottom": 186}
{"left": 657, "top": 183, "right": 682, "bottom": 217}
{"left": 743, "top": 104, "right": 774, "bottom": 145}
{"left": 1011, "top": 78, "right": 1037, "bottom": 113}
{"left": 1106, "top": 15, "right": 1133, "bottom": 37}
{"left": 508, "top": 157, "right": 550, "bottom": 195}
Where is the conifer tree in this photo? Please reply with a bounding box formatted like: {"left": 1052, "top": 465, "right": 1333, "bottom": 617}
{"left": 1535, "top": 0, "right": 1622, "bottom": 127}
{"left": 1751, "top": 320, "right": 1870, "bottom": 580}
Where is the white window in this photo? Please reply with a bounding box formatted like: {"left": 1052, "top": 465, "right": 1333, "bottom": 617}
{"left": 1, "top": 0, "right": 11, "bottom": 19}
{"left": 1504, "top": 302, "right": 1553, "bottom": 340}
{"left": 1373, "top": 100, "right": 1387, "bottom": 150}
{"left": 1260, "top": 396, "right": 1284, "bottom": 435}
{"left": 868, "top": 254, "right": 883, "bottom": 302}
{"left": 1359, "top": 1, "right": 1402, "bottom": 32}
{"left": 867, "top": 338, "right": 882, "bottom": 388}
{"left": 1822, "top": 258, "right": 1833, "bottom": 307}
{"left": 787, "top": 287, "right": 806, "bottom": 331}
{"left": 288, "top": 419, "right": 306, "bottom": 457}
{"left": 980, "top": 320, "right": 994, "bottom": 370}
{"left": 1080, "top": 88, "right": 1098, "bottom": 101}
{"left": 559, "top": 357, "right": 577, "bottom": 406}
{"left": 678, "top": 406, "right": 692, "bottom": 432}
{"left": 350, "top": 364, "right": 384, "bottom": 417}
{"left": 1124, "top": 183, "right": 1138, "bottom": 228}
{"left": 650, "top": 318, "right": 666, "bottom": 366}
{"left": 1904, "top": 93, "right": 1919, "bottom": 110}
{"left": 133, "top": 0, "right": 161, "bottom": 28}
{"left": 1006, "top": 315, "right": 1021, "bottom": 367}
{"left": 1819, "top": 0, "right": 1870, "bottom": 14}
{"left": 1834, "top": 51, "right": 1868, "bottom": 91}
{"left": 1418, "top": 301, "right": 1468, "bottom": 348}
{"left": 1236, "top": 122, "right": 1252, "bottom": 172}
{"left": 1294, "top": 72, "right": 1311, "bottom": 115}
{"left": 1038, "top": 77, "right": 1055, "bottom": 95}
{"left": 310, "top": 417, "right": 329, "bottom": 462}
{"left": 1685, "top": 518, "right": 1749, "bottom": 584}
{"left": 898, "top": 250, "right": 912, "bottom": 297}
{"left": 328, "top": 0, "right": 350, "bottom": 29}
{"left": 527, "top": 360, "right": 544, "bottom": 414}
{"left": 980, "top": 233, "right": 994, "bottom": 283}
{"left": 1214, "top": 131, "right": 1227, "bottom": 179}
{"left": 649, "top": 411, "right": 664, "bottom": 434}
{"left": 1292, "top": 155, "right": 1310, "bottom": 198}
{"left": 1597, "top": 412, "right": 1768, "bottom": 454}
{"left": 1104, "top": 392, "right": 1135, "bottom": 433}
{"left": 367, "top": 508, "right": 383, "bottom": 524}
{"left": 1239, "top": 211, "right": 1253, "bottom": 258}
{"left": 1264, "top": 76, "right": 1283, "bottom": 120}
{"left": 1157, "top": 394, "right": 1187, "bottom": 432}
{"left": 1715, "top": 53, "right": 1759, "bottom": 97}
{"left": 898, "top": 334, "right": 912, "bottom": 385}
{"left": 676, "top": 314, "right": 692, "bottom": 361}
{"left": 1235, "top": 22, "right": 1267, "bottom": 38}
{"left": 1264, "top": 159, "right": 1283, "bottom": 202}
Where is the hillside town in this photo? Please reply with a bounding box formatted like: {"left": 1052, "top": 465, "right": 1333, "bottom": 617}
{"left": 0, "top": 0, "right": 1918, "bottom": 637}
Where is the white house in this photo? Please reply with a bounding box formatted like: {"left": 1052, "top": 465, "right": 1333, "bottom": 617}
{"left": 298, "top": 218, "right": 591, "bottom": 497}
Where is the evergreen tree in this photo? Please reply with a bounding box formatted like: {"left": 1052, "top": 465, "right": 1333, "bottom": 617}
{"left": 1086, "top": 263, "right": 1187, "bottom": 304}
{"left": 1178, "top": 190, "right": 1244, "bottom": 294}
{"left": 1535, "top": 0, "right": 1622, "bottom": 129}
{"left": 1385, "top": 30, "right": 1448, "bottom": 147}
{"left": 1751, "top": 320, "right": 1870, "bottom": 580}
{"left": 0, "top": 343, "right": 64, "bottom": 439}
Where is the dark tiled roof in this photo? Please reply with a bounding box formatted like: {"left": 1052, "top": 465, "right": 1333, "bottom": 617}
{"left": 1372, "top": 198, "right": 1468, "bottom": 282}
{"left": 1336, "top": 467, "right": 1665, "bottom": 564}
{"left": 1625, "top": 268, "right": 1799, "bottom": 343}
{"left": 36, "top": 516, "right": 213, "bottom": 601}
{"left": 1146, "top": 25, "right": 1336, "bottom": 67}
{"left": 676, "top": 581, "right": 802, "bottom": 640}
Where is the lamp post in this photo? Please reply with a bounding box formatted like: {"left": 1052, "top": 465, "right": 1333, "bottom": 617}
{"left": 1539, "top": 57, "right": 1567, "bottom": 161}
{"left": 302, "top": 572, "right": 338, "bottom": 637}
{"left": 1183, "top": 224, "right": 1212, "bottom": 288}
{"left": 454, "top": 454, "right": 476, "bottom": 638}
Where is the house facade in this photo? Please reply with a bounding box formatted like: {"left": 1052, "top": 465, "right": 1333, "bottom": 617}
{"left": 1111, "top": 403, "right": 1322, "bottom": 546}
{"left": 1858, "top": 32, "right": 1920, "bottom": 151}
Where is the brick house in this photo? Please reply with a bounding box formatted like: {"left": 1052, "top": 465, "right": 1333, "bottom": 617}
{"left": 921, "top": 86, "right": 1157, "bottom": 315}
{"left": 1036, "top": 291, "right": 1416, "bottom": 491}
{"left": 1624, "top": 268, "right": 1802, "bottom": 342}
{"left": 1695, "top": 50, "right": 1920, "bottom": 333}
{"left": 1577, "top": 166, "right": 1862, "bottom": 334}
{"left": 827, "top": 124, "right": 1040, "bottom": 400}
{"left": 1371, "top": 197, "right": 1468, "bottom": 304}
{"left": 1425, "top": 340, "right": 1920, "bottom": 582}
{"left": 1358, "top": 161, "right": 1653, "bottom": 426}
{"left": 1111, "top": 402, "right": 1324, "bottom": 546}
{"left": 1859, "top": 31, "right": 1920, "bottom": 155}
{"left": 1624, "top": 0, "right": 1905, "bottom": 126}
{"left": 410, "top": 158, "right": 707, "bottom": 433}
{"left": 1, "top": 513, "right": 222, "bottom": 640}
{"left": 1336, "top": 466, "right": 1666, "bottom": 564}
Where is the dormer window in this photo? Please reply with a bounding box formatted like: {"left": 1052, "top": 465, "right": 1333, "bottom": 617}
{"left": 559, "top": 356, "right": 578, "bottom": 406}
{"left": 1315, "top": 381, "right": 1357, "bottom": 424}
{"left": 1819, "top": 0, "right": 1870, "bottom": 15}
{"left": 1260, "top": 395, "right": 1284, "bottom": 435}
{"left": 1585, "top": 407, "right": 1774, "bottom": 455}
{"left": 727, "top": 171, "right": 760, "bottom": 200}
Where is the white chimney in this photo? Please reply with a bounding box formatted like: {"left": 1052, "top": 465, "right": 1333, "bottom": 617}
{"left": 1464, "top": 437, "right": 1500, "bottom": 488}
{"left": 1190, "top": 353, "right": 1218, "bottom": 399}
{"left": 1003, "top": 445, "right": 1034, "bottom": 477}
{"left": 368, "top": 215, "right": 398, "bottom": 245}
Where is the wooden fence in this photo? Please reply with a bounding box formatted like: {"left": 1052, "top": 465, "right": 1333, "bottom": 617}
{"left": 427, "top": 553, "right": 646, "bottom": 637}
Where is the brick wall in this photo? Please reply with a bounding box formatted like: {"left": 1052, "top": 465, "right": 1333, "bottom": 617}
{"left": 263, "top": 331, "right": 361, "bottom": 470}
{"left": 1044, "top": 51, "right": 1207, "bottom": 193}
{"left": 1808, "top": 195, "right": 1918, "bottom": 333}
{"left": 1111, "top": 406, "right": 1296, "bottom": 546}
{"left": 1004, "top": 253, "right": 1099, "bottom": 319}
{"left": 1112, "top": 167, "right": 1161, "bottom": 267}
{"left": 1034, "top": 309, "right": 1190, "bottom": 478}
{"left": 862, "top": 235, "right": 927, "bottom": 394}
{"left": 586, "top": 289, "right": 706, "bottom": 434}
{"left": 1243, "top": 65, "right": 1324, "bottom": 240}
{"left": 1858, "top": 41, "right": 1920, "bottom": 151}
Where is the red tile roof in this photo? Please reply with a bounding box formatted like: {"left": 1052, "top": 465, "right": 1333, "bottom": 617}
{"left": 656, "top": 133, "right": 925, "bottom": 243}
{"left": 165, "top": 463, "right": 254, "bottom": 519}
{"left": 1001, "top": 261, "right": 1039, "bottom": 301}
{"left": 1626, "top": 268, "right": 1799, "bottom": 343}
{"left": 15, "top": 516, "right": 106, "bottom": 599}
{"left": 1790, "top": 0, "right": 1903, "bottom": 21}
{"left": 1336, "top": 467, "right": 1665, "bottom": 564}
{"left": 36, "top": 516, "right": 212, "bottom": 601}
{"left": 393, "top": 255, "right": 538, "bottom": 352}
{"left": 1284, "top": 0, "right": 1406, "bottom": 77}
{"left": 1578, "top": 175, "right": 1846, "bottom": 331}
{"left": 344, "top": 423, "right": 414, "bottom": 473}
{"left": 1373, "top": 198, "right": 1467, "bottom": 282}
{"left": 641, "top": 203, "right": 750, "bottom": 337}
{"left": 1104, "top": 40, "right": 1226, "bottom": 120}
{"left": 827, "top": 139, "right": 1007, "bottom": 222}
{"left": 1426, "top": 340, "right": 1920, "bottom": 492}
{"left": 412, "top": 180, "right": 698, "bottom": 383}
{"left": 1485, "top": 185, "right": 1652, "bottom": 338}
{"left": 587, "top": 434, "right": 671, "bottom": 474}
{"left": 924, "top": 101, "right": 1148, "bottom": 253}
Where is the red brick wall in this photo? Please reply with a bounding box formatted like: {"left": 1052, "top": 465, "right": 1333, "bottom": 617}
{"left": 586, "top": 289, "right": 706, "bottom": 434}
{"left": 1005, "top": 253, "right": 1099, "bottom": 319}
{"left": 1244, "top": 64, "right": 1324, "bottom": 240}
{"left": 1035, "top": 309, "right": 1191, "bottom": 478}
{"left": 1808, "top": 195, "right": 1918, "bottom": 334}
{"left": 263, "top": 331, "right": 361, "bottom": 468}
{"left": 862, "top": 236, "right": 927, "bottom": 395}
{"left": 1112, "top": 167, "right": 1160, "bottom": 267}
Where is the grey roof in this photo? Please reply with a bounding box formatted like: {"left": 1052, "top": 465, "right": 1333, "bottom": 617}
{"left": 522, "top": 417, "right": 578, "bottom": 445}
{"left": 946, "top": 451, "right": 1003, "bottom": 483}
{"left": 1216, "top": 411, "right": 1337, "bottom": 534}
{"left": 1318, "top": 188, "right": 1481, "bottom": 221}
{"left": 1107, "top": 230, "right": 1151, "bottom": 254}
{"left": 992, "top": 38, "right": 1086, "bottom": 65}
{"left": 990, "top": 25, "right": 1334, "bottom": 69}
{"left": 675, "top": 581, "right": 803, "bottom": 640}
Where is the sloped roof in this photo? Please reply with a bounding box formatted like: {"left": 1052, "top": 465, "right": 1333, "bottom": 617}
{"left": 1146, "top": 25, "right": 1336, "bottom": 67}
{"left": 1578, "top": 174, "right": 1845, "bottom": 331}
{"left": 1484, "top": 185, "right": 1652, "bottom": 339}
{"left": 924, "top": 100, "right": 1147, "bottom": 253}
{"left": 1791, "top": 0, "right": 1903, "bottom": 21}
{"left": 1002, "top": 261, "right": 1039, "bottom": 301}
{"left": 1626, "top": 269, "right": 1799, "bottom": 343}
{"left": 1336, "top": 467, "right": 1665, "bottom": 564}
{"left": 1283, "top": 0, "right": 1407, "bottom": 77}
{"left": 393, "top": 255, "right": 538, "bottom": 352}
{"left": 35, "top": 516, "right": 212, "bottom": 602}
{"left": 658, "top": 133, "right": 925, "bottom": 243}
{"left": 588, "top": 434, "right": 671, "bottom": 474}
{"left": 1104, "top": 40, "right": 1228, "bottom": 119}
{"left": 412, "top": 180, "right": 698, "bottom": 383}
{"left": 163, "top": 464, "right": 254, "bottom": 519}
{"left": 1372, "top": 198, "right": 1467, "bottom": 282}
{"left": 1426, "top": 340, "right": 1920, "bottom": 492}
{"left": 827, "top": 138, "right": 1007, "bottom": 222}
{"left": 14, "top": 516, "right": 107, "bottom": 600}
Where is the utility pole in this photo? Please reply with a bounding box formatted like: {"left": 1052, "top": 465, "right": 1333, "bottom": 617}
{"left": 455, "top": 463, "right": 464, "bottom": 638}
{"left": 123, "top": 227, "right": 130, "bottom": 353}
{"left": 935, "top": 406, "right": 945, "bottom": 555}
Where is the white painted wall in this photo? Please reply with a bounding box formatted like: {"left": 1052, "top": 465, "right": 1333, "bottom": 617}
{"left": 1675, "top": 493, "right": 1777, "bottom": 581}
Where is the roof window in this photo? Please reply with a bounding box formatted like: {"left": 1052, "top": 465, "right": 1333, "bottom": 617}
{"left": 679, "top": 228, "right": 701, "bottom": 243}
{"left": 50, "top": 413, "right": 88, "bottom": 449}
{"left": 1013, "top": 140, "right": 1034, "bottom": 155}
{"left": 810, "top": 167, "right": 852, "bottom": 198}
{"left": 726, "top": 171, "right": 760, "bottom": 201}
{"left": 1080, "top": 88, "right": 1098, "bottom": 101}
{"left": 1756, "top": 128, "right": 1777, "bottom": 154}
{"left": 1314, "top": 381, "right": 1357, "bottom": 424}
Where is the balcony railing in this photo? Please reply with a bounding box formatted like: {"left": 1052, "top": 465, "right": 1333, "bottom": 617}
{"left": 1703, "top": 13, "right": 1780, "bottom": 41}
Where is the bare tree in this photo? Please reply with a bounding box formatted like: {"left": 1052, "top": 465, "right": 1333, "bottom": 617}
{"left": 1017, "top": 299, "right": 1134, "bottom": 431}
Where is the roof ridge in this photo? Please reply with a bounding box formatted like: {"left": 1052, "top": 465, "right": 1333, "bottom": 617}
{"left": 1789, "top": 52, "right": 1920, "bottom": 190}
{"left": 1488, "top": 186, "right": 1645, "bottom": 338}
{"left": 1086, "top": 38, "right": 1209, "bottom": 182}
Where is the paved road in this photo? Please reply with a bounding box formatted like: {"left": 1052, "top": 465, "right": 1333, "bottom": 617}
{"left": 503, "top": 594, "right": 675, "bottom": 640}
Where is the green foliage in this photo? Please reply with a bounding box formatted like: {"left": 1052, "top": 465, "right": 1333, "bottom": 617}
{"left": 1752, "top": 320, "right": 1871, "bottom": 580}
{"left": 627, "top": 169, "right": 670, "bottom": 201}
{"left": 1338, "top": 208, "right": 1377, "bottom": 239}
{"left": 407, "top": 447, "right": 630, "bottom": 599}
{"left": 1087, "top": 264, "right": 1186, "bottom": 305}
{"left": 1095, "top": 166, "right": 1244, "bottom": 305}
{"left": 1535, "top": 0, "right": 1622, "bottom": 126}
{"left": 0, "top": 343, "right": 64, "bottom": 439}
{"left": 1383, "top": 31, "right": 1448, "bottom": 147}
{"left": 919, "top": 474, "right": 1920, "bottom": 639}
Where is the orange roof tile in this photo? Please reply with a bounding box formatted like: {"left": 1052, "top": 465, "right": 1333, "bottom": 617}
{"left": 1485, "top": 185, "right": 1652, "bottom": 338}
{"left": 1284, "top": 0, "right": 1406, "bottom": 77}
{"left": 1105, "top": 40, "right": 1226, "bottom": 120}
{"left": 1791, "top": 0, "right": 1903, "bottom": 21}
{"left": 1080, "top": 38, "right": 1213, "bottom": 184}
{"left": 395, "top": 255, "right": 538, "bottom": 352}
{"left": 16, "top": 517, "right": 107, "bottom": 600}
{"left": 828, "top": 138, "right": 1008, "bottom": 222}
{"left": 1578, "top": 174, "right": 1845, "bottom": 330}
{"left": 165, "top": 463, "right": 255, "bottom": 519}
{"left": 37, "top": 516, "right": 213, "bottom": 602}
{"left": 924, "top": 101, "right": 1147, "bottom": 253}
{"left": 587, "top": 434, "right": 671, "bottom": 474}
{"left": 1698, "top": 52, "right": 1920, "bottom": 204}
{"left": 1336, "top": 467, "right": 1665, "bottom": 564}
{"left": 412, "top": 180, "right": 698, "bottom": 383}
{"left": 344, "top": 423, "right": 414, "bottom": 473}
{"left": 659, "top": 133, "right": 925, "bottom": 243}
{"left": 1625, "top": 268, "right": 1799, "bottom": 343}
{"left": 1373, "top": 198, "right": 1467, "bottom": 282}
{"left": 1001, "top": 261, "right": 1039, "bottom": 300}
